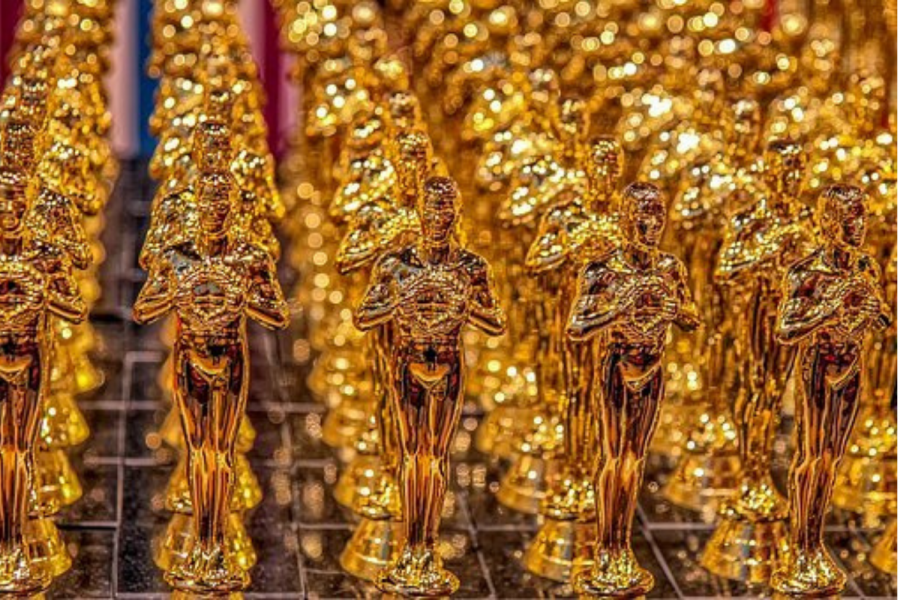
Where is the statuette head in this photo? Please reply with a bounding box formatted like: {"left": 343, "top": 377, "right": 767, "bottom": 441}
{"left": 193, "top": 119, "right": 234, "bottom": 173}
{"left": 197, "top": 170, "right": 237, "bottom": 236}
{"left": 763, "top": 140, "right": 806, "bottom": 197}
{"left": 587, "top": 136, "right": 624, "bottom": 188}
{"left": 0, "top": 167, "right": 28, "bottom": 236}
{"left": 622, "top": 182, "right": 666, "bottom": 250}
{"left": 818, "top": 184, "right": 868, "bottom": 250}
{"left": 421, "top": 176, "right": 459, "bottom": 247}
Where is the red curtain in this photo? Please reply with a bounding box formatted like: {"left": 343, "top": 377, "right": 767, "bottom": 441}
{"left": 0, "top": 0, "right": 23, "bottom": 84}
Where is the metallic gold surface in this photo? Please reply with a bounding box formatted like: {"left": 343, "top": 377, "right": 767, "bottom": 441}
{"left": 355, "top": 176, "right": 506, "bottom": 596}
{"left": 702, "top": 140, "right": 817, "bottom": 583}
{"left": 1, "top": 1, "right": 894, "bottom": 597}
{"left": 567, "top": 182, "right": 699, "bottom": 596}
{"left": 0, "top": 126, "right": 87, "bottom": 593}
{"left": 771, "top": 184, "right": 892, "bottom": 596}
{"left": 134, "top": 133, "right": 289, "bottom": 591}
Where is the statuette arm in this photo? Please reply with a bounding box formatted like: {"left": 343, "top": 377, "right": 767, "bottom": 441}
{"left": 863, "top": 259, "right": 894, "bottom": 330}
{"left": 566, "top": 259, "right": 627, "bottom": 342}
{"left": 673, "top": 260, "right": 701, "bottom": 331}
{"left": 525, "top": 211, "right": 567, "bottom": 273}
{"left": 46, "top": 260, "right": 87, "bottom": 323}
{"left": 775, "top": 263, "right": 838, "bottom": 345}
{"left": 354, "top": 254, "right": 399, "bottom": 331}
{"left": 133, "top": 262, "right": 175, "bottom": 325}
{"left": 467, "top": 257, "right": 506, "bottom": 336}
{"left": 246, "top": 253, "right": 290, "bottom": 330}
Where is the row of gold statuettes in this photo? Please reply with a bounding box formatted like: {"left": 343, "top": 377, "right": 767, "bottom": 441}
{"left": 0, "top": 0, "right": 117, "bottom": 594}
{"left": 271, "top": 0, "right": 898, "bottom": 598}
{"left": 0, "top": 0, "right": 895, "bottom": 597}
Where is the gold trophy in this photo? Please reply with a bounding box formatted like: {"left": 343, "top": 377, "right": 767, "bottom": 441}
{"left": 133, "top": 122, "right": 289, "bottom": 593}
{"left": 337, "top": 128, "right": 435, "bottom": 581}
{"left": 566, "top": 182, "right": 699, "bottom": 596}
{"left": 771, "top": 184, "right": 892, "bottom": 596}
{"left": 355, "top": 176, "right": 506, "bottom": 596}
{"left": 701, "top": 140, "right": 816, "bottom": 583}
{"left": 870, "top": 517, "right": 898, "bottom": 576}
{"left": 523, "top": 137, "right": 624, "bottom": 582}
{"left": 0, "top": 157, "right": 86, "bottom": 594}
{"left": 662, "top": 99, "right": 765, "bottom": 515}
{"left": 495, "top": 97, "right": 592, "bottom": 515}
{"left": 832, "top": 186, "right": 897, "bottom": 520}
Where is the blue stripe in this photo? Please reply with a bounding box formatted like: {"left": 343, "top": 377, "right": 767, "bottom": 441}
{"left": 137, "top": 0, "right": 157, "bottom": 157}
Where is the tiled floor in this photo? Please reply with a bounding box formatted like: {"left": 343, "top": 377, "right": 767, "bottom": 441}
{"left": 45, "top": 162, "right": 897, "bottom": 598}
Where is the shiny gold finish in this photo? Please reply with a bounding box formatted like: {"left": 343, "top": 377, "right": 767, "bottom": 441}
{"left": 663, "top": 99, "right": 764, "bottom": 516}
{"left": 870, "top": 518, "right": 898, "bottom": 576}
{"left": 136, "top": 1, "right": 287, "bottom": 592}
{"left": 134, "top": 132, "right": 289, "bottom": 592}
{"left": 355, "top": 176, "right": 505, "bottom": 596}
{"left": 268, "top": 2, "right": 900, "bottom": 597}
{"left": 0, "top": 1, "right": 118, "bottom": 591}
{"left": 335, "top": 125, "right": 436, "bottom": 579}
{"left": 0, "top": 137, "right": 87, "bottom": 594}
{"left": 523, "top": 137, "right": 623, "bottom": 582}
{"left": 567, "top": 182, "right": 699, "bottom": 596}
{"left": 771, "top": 184, "right": 892, "bottom": 596}
{"left": 833, "top": 244, "right": 897, "bottom": 519}
{"left": 702, "top": 140, "right": 816, "bottom": 583}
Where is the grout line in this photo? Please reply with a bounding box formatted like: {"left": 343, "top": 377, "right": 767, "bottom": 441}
{"left": 58, "top": 521, "right": 121, "bottom": 530}
{"left": 459, "top": 491, "right": 498, "bottom": 598}
{"left": 644, "top": 521, "right": 716, "bottom": 532}
{"left": 276, "top": 343, "right": 308, "bottom": 598}
{"left": 637, "top": 503, "right": 685, "bottom": 599}
{"left": 294, "top": 522, "right": 355, "bottom": 531}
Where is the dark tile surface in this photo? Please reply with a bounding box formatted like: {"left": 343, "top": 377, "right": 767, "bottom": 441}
{"left": 40, "top": 161, "right": 896, "bottom": 599}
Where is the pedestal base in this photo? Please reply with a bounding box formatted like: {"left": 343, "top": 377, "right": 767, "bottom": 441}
{"left": 164, "top": 544, "right": 250, "bottom": 595}
{"left": 26, "top": 517, "right": 71, "bottom": 579}
{"left": 497, "top": 454, "right": 560, "bottom": 515}
{"left": 540, "top": 471, "right": 595, "bottom": 522}
{"left": 72, "top": 352, "right": 105, "bottom": 396}
{"left": 333, "top": 455, "right": 399, "bottom": 519}
{"left": 700, "top": 515, "right": 788, "bottom": 583}
{"left": 153, "top": 513, "right": 257, "bottom": 572}
{"left": 771, "top": 549, "right": 847, "bottom": 597}
{"left": 334, "top": 454, "right": 380, "bottom": 510}
{"left": 572, "top": 549, "right": 654, "bottom": 598}
{"left": 663, "top": 451, "right": 740, "bottom": 517}
{"left": 340, "top": 518, "right": 403, "bottom": 582}
{"left": 523, "top": 519, "right": 595, "bottom": 582}
{"left": 376, "top": 546, "right": 460, "bottom": 598}
{"left": 0, "top": 544, "right": 51, "bottom": 596}
{"left": 40, "top": 392, "right": 90, "bottom": 449}
{"left": 32, "top": 449, "right": 83, "bottom": 516}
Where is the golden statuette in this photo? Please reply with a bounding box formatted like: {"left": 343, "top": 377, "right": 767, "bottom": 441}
{"left": 772, "top": 184, "right": 892, "bottom": 596}
{"left": 566, "top": 182, "right": 699, "bottom": 596}
{"left": 355, "top": 176, "right": 506, "bottom": 597}
{"left": 0, "top": 152, "right": 87, "bottom": 594}
{"left": 702, "top": 140, "right": 816, "bottom": 583}
{"left": 133, "top": 125, "right": 289, "bottom": 593}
